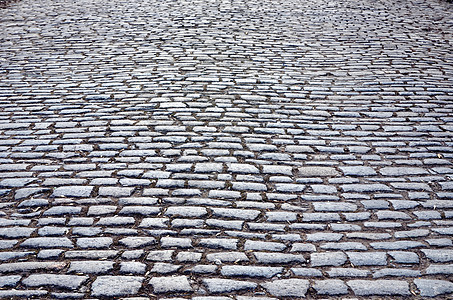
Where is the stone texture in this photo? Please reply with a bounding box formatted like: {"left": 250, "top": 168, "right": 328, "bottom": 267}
{"left": 0, "top": 0, "right": 452, "bottom": 298}
{"left": 203, "top": 279, "right": 257, "bottom": 293}
{"left": 261, "top": 279, "right": 310, "bottom": 297}
{"left": 347, "top": 280, "right": 410, "bottom": 296}
{"left": 414, "top": 279, "right": 453, "bottom": 297}
{"left": 91, "top": 276, "right": 143, "bottom": 297}
{"left": 22, "top": 274, "right": 88, "bottom": 289}
{"left": 149, "top": 276, "right": 192, "bottom": 293}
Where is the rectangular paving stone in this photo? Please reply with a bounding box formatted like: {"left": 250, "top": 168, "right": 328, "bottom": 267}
{"left": 51, "top": 186, "right": 93, "bottom": 197}
{"left": 91, "top": 276, "right": 143, "bottom": 297}
{"left": 261, "top": 279, "right": 309, "bottom": 297}
{"left": 221, "top": 266, "right": 283, "bottom": 278}
{"left": 298, "top": 167, "right": 339, "bottom": 176}
{"left": 98, "top": 187, "right": 134, "bottom": 197}
{"left": 347, "top": 280, "right": 410, "bottom": 296}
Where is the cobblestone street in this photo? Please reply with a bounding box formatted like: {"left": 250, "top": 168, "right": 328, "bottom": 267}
{"left": 0, "top": 0, "right": 453, "bottom": 298}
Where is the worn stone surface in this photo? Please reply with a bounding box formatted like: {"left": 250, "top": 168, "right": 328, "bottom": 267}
{"left": 414, "top": 279, "right": 453, "bottom": 297}
{"left": 22, "top": 274, "right": 88, "bottom": 289}
{"left": 347, "top": 280, "right": 410, "bottom": 296}
{"left": 149, "top": 276, "right": 193, "bottom": 293}
{"left": 204, "top": 279, "right": 257, "bottom": 293}
{"left": 91, "top": 276, "right": 143, "bottom": 297}
{"left": 0, "top": 0, "right": 452, "bottom": 297}
{"left": 261, "top": 279, "right": 310, "bottom": 297}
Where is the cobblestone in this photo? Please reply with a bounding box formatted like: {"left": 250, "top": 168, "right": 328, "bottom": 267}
{"left": 313, "top": 279, "right": 349, "bottom": 295}
{"left": 0, "top": 0, "right": 452, "bottom": 297}
{"left": 91, "top": 276, "right": 143, "bottom": 297}
{"left": 347, "top": 280, "right": 410, "bottom": 296}
{"left": 261, "top": 279, "right": 309, "bottom": 297}
{"left": 22, "top": 274, "right": 88, "bottom": 289}
{"left": 415, "top": 279, "right": 453, "bottom": 297}
{"left": 203, "top": 279, "right": 257, "bottom": 294}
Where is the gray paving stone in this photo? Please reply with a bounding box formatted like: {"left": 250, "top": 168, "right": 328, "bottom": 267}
{"left": 160, "top": 237, "right": 192, "bottom": 248}
{"left": 388, "top": 251, "right": 419, "bottom": 264}
{"left": 414, "top": 279, "right": 453, "bottom": 297}
{"left": 146, "top": 250, "right": 174, "bottom": 261}
{"left": 44, "top": 206, "right": 82, "bottom": 216}
{"left": 221, "top": 266, "right": 283, "bottom": 278}
{"left": 327, "top": 268, "right": 370, "bottom": 278}
{"left": 149, "top": 275, "right": 192, "bottom": 293}
{"left": 203, "top": 279, "right": 257, "bottom": 293}
{"left": 425, "top": 264, "right": 453, "bottom": 275}
{"left": 422, "top": 249, "right": 453, "bottom": 262}
{"left": 0, "top": 227, "right": 35, "bottom": 238}
{"left": 119, "top": 237, "right": 156, "bottom": 248}
{"left": 0, "top": 275, "right": 21, "bottom": 288}
{"left": 98, "top": 187, "right": 134, "bottom": 197}
{"left": 91, "top": 276, "right": 144, "bottom": 297}
{"left": 165, "top": 206, "right": 207, "bottom": 217}
{"left": 228, "top": 163, "right": 259, "bottom": 174}
{"left": 379, "top": 167, "right": 428, "bottom": 176}
{"left": 426, "top": 239, "right": 452, "bottom": 247}
{"left": 150, "top": 263, "right": 181, "bottom": 274}
{"left": 232, "top": 182, "right": 267, "bottom": 191}
{"left": 254, "top": 252, "right": 305, "bottom": 264}
{"left": 20, "top": 237, "right": 73, "bottom": 248}
{"left": 262, "top": 165, "right": 293, "bottom": 175}
{"left": 313, "top": 202, "right": 357, "bottom": 212}
{"left": 0, "top": 178, "right": 36, "bottom": 187}
{"left": 207, "top": 252, "right": 248, "bottom": 263}
{"left": 370, "top": 241, "right": 424, "bottom": 250}
{"left": 22, "top": 274, "right": 88, "bottom": 289}
{"left": 298, "top": 166, "right": 339, "bottom": 176}
{"left": 290, "top": 243, "right": 317, "bottom": 252}
{"left": 243, "top": 240, "right": 286, "bottom": 252}
{"left": 69, "top": 261, "right": 114, "bottom": 274}
{"left": 310, "top": 252, "right": 347, "bottom": 267}
{"left": 65, "top": 250, "right": 118, "bottom": 259}
{"left": 275, "top": 183, "right": 305, "bottom": 192}
{"left": 306, "top": 233, "right": 343, "bottom": 242}
{"left": 261, "top": 279, "right": 309, "bottom": 297}
{"left": 373, "top": 268, "right": 421, "bottom": 278}
{"left": 321, "top": 242, "right": 366, "bottom": 251}
{"left": 0, "top": 262, "right": 67, "bottom": 273}
{"left": 313, "top": 279, "right": 348, "bottom": 295}
{"left": 139, "top": 218, "right": 169, "bottom": 228}
{"left": 340, "top": 166, "right": 376, "bottom": 176}
{"left": 0, "top": 290, "right": 48, "bottom": 298}
{"left": 347, "top": 252, "right": 387, "bottom": 266}
{"left": 76, "top": 237, "right": 113, "bottom": 248}
{"left": 0, "top": 251, "right": 33, "bottom": 261}
{"left": 212, "top": 208, "right": 260, "bottom": 220}
{"left": 52, "top": 186, "right": 93, "bottom": 197}
{"left": 341, "top": 184, "right": 392, "bottom": 193}
{"left": 97, "top": 217, "right": 135, "bottom": 226}
{"left": 191, "top": 264, "right": 218, "bottom": 274}
{"left": 37, "top": 249, "right": 63, "bottom": 259}
{"left": 347, "top": 280, "right": 410, "bottom": 296}
{"left": 176, "top": 251, "right": 203, "bottom": 262}
{"left": 291, "top": 268, "right": 323, "bottom": 277}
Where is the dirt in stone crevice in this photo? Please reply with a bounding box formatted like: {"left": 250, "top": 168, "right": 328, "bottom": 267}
{"left": 0, "top": 0, "right": 19, "bottom": 8}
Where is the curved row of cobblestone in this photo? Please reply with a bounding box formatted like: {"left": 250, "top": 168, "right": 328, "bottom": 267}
{"left": 1, "top": 0, "right": 453, "bottom": 298}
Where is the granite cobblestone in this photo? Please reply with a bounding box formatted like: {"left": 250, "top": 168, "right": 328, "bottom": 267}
{"left": 0, "top": 0, "right": 452, "bottom": 297}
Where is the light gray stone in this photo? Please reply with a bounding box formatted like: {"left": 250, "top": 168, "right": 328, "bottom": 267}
{"left": 91, "top": 276, "right": 143, "bottom": 297}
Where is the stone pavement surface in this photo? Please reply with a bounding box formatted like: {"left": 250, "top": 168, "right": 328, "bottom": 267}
{"left": 0, "top": 0, "right": 453, "bottom": 298}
